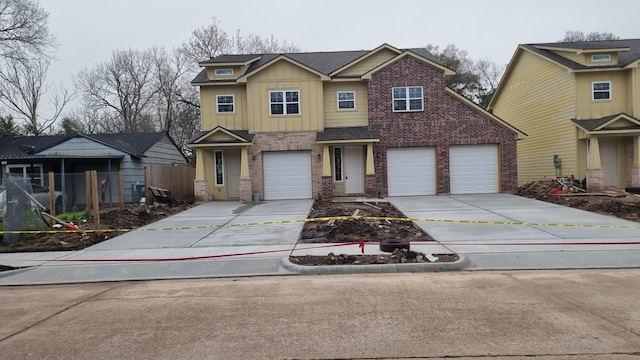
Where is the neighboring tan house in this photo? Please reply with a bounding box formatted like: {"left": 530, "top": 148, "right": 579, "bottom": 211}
{"left": 488, "top": 39, "right": 640, "bottom": 192}
{"left": 1, "top": 132, "right": 188, "bottom": 207}
{"left": 189, "top": 44, "right": 526, "bottom": 202}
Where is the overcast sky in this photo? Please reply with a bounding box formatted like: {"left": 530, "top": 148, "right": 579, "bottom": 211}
{"left": 41, "top": 0, "right": 640, "bottom": 111}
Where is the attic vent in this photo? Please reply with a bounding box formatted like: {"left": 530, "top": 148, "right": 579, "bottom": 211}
{"left": 591, "top": 54, "right": 611, "bottom": 62}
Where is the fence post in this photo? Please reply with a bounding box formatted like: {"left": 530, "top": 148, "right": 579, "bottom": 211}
{"left": 85, "top": 170, "right": 91, "bottom": 216}
{"left": 48, "top": 171, "right": 56, "bottom": 216}
{"left": 91, "top": 170, "right": 100, "bottom": 230}
{"left": 119, "top": 169, "right": 124, "bottom": 210}
{"left": 144, "top": 166, "right": 150, "bottom": 205}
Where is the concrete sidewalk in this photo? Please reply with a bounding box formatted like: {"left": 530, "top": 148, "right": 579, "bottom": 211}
{"left": 0, "top": 200, "right": 314, "bottom": 284}
{"left": 389, "top": 194, "right": 640, "bottom": 270}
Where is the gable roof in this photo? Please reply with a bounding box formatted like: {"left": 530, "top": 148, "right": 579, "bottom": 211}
{"left": 0, "top": 134, "right": 71, "bottom": 159}
{"left": 192, "top": 45, "right": 449, "bottom": 85}
{"left": 316, "top": 126, "right": 380, "bottom": 143}
{"left": 572, "top": 113, "right": 640, "bottom": 132}
{"left": 82, "top": 132, "right": 167, "bottom": 157}
{"left": 188, "top": 126, "right": 254, "bottom": 146}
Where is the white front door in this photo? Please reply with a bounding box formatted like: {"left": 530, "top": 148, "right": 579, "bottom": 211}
{"left": 226, "top": 150, "right": 241, "bottom": 198}
{"left": 344, "top": 146, "right": 363, "bottom": 194}
{"left": 600, "top": 138, "right": 619, "bottom": 186}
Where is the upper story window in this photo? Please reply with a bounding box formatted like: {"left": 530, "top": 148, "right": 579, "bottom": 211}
{"left": 337, "top": 91, "right": 355, "bottom": 110}
{"left": 592, "top": 81, "right": 611, "bottom": 101}
{"left": 215, "top": 68, "right": 233, "bottom": 76}
{"left": 393, "top": 86, "right": 423, "bottom": 112}
{"left": 216, "top": 95, "right": 235, "bottom": 113}
{"left": 591, "top": 54, "right": 611, "bottom": 62}
{"left": 270, "top": 90, "right": 299, "bottom": 115}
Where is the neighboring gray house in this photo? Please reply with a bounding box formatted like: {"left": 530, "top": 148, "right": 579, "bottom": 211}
{"left": 1, "top": 132, "right": 188, "bottom": 208}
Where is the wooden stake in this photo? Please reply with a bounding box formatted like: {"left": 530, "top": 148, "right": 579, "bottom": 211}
{"left": 48, "top": 171, "right": 56, "bottom": 216}
{"left": 91, "top": 170, "right": 100, "bottom": 230}
{"left": 85, "top": 170, "right": 91, "bottom": 216}
{"left": 118, "top": 169, "right": 124, "bottom": 210}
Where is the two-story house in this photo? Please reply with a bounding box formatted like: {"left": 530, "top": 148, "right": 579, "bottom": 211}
{"left": 189, "top": 44, "right": 525, "bottom": 202}
{"left": 489, "top": 39, "right": 640, "bottom": 192}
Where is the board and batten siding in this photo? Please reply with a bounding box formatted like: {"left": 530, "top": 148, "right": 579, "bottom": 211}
{"left": 492, "top": 50, "right": 577, "bottom": 184}
{"left": 323, "top": 82, "right": 368, "bottom": 127}
{"left": 200, "top": 85, "right": 248, "bottom": 130}
{"left": 334, "top": 48, "right": 398, "bottom": 76}
{"left": 246, "top": 59, "right": 324, "bottom": 132}
{"left": 575, "top": 71, "right": 631, "bottom": 118}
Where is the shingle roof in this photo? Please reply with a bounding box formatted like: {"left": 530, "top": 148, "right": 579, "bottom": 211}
{"left": 83, "top": 132, "right": 167, "bottom": 157}
{"left": 192, "top": 46, "right": 444, "bottom": 84}
{"left": 0, "top": 135, "right": 72, "bottom": 159}
{"left": 189, "top": 128, "right": 254, "bottom": 144}
{"left": 571, "top": 113, "right": 640, "bottom": 131}
{"left": 524, "top": 39, "right": 640, "bottom": 69}
{"left": 316, "top": 127, "right": 380, "bottom": 142}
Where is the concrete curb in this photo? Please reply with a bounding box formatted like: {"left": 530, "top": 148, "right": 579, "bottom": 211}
{"left": 0, "top": 266, "right": 33, "bottom": 279}
{"left": 280, "top": 254, "right": 468, "bottom": 274}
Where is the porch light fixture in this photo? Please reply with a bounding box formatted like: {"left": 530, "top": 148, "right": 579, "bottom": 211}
{"left": 252, "top": 155, "right": 256, "bottom": 161}
{"left": 317, "top": 154, "right": 321, "bottom": 160}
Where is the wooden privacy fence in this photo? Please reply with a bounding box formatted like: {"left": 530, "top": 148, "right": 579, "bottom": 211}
{"left": 145, "top": 164, "right": 195, "bottom": 203}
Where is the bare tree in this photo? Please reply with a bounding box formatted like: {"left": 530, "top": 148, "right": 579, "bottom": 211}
{"left": 75, "top": 48, "right": 160, "bottom": 133}
{"left": 474, "top": 58, "right": 505, "bottom": 108}
{"left": 560, "top": 31, "right": 620, "bottom": 42}
{"left": 180, "top": 17, "right": 232, "bottom": 67}
{"left": 0, "top": 0, "right": 55, "bottom": 61}
{"left": 0, "top": 57, "right": 74, "bottom": 135}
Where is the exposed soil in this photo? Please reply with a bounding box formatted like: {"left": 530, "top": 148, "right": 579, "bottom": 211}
{"left": 0, "top": 203, "right": 194, "bottom": 253}
{"left": 519, "top": 193, "right": 640, "bottom": 223}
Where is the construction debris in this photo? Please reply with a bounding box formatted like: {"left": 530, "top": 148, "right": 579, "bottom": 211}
{"left": 517, "top": 176, "right": 585, "bottom": 196}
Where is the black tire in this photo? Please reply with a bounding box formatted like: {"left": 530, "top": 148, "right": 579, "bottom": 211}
{"left": 54, "top": 197, "right": 63, "bottom": 215}
{"left": 380, "top": 239, "right": 410, "bottom": 253}
{"left": 625, "top": 187, "right": 640, "bottom": 194}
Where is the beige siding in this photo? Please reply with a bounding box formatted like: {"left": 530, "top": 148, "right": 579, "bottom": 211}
{"left": 323, "top": 82, "right": 368, "bottom": 127}
{"left": 335, "top": 48, "right": 398, "bottom": 76}
{"left": 246, "top": 60, "right": 323, "bottom": 132}
{"left": 632, "top": 67, "right": 640, "bottom": 118}
{"left": 492, "top": 50, "right": 577, "bottom": 184}
{"left": 575, "top": 71, "right": 631, "bottom": 118}
{"left": 206, "top": 65, "right": 244, "bottom": 80}
{"left": 551, "top": 50, "right": 585, "bottom": 65}
{"left": 586, "top": 53, "right": 618, "bottom": 66}
{"left": 200, "top": 85, "right": 248, "bottom": 130}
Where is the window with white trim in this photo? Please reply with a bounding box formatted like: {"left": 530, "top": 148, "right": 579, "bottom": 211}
{"left": 592, "top": 81, "right": 611, "bottom": 100}
{"left": 591, "top": 54, "right": 611, "bottom": 62}
{"left": 337, "top": 91, "right": 355, "bottom": 110}
{"left": 334, "top": 147, "right": 343, "bottom": 182}
{"left": 216, "top": 95, "right": 235, "bottom": 113}
{"left": 215, "top": 68, "right": 233, "bottom": 75}
{"left": 269, "top": 90, "right": 299, "bottom": 115}
{"left": 214, "top": 150, "right": 224, "bottom": 186}
{"left": 6, "top": 164, "right": 44, "bottom": 185}
{"left": 393, "top": 86, "right": 423, "bottom": 112}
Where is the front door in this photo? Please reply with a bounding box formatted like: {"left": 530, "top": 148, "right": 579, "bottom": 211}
{"left": 600, "top": 138, "right": 620, "bottom": 187}
{"left": 226, "top": 150, "right": 241, "bottom": 198}
{"left": 344, "top": 146, "right": 363, "bottom": 194}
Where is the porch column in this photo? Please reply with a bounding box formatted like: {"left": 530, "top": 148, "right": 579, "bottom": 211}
{"left": 194, "top": 148, "right": 208, "bottom": 203}
{"left": 586, "top": 137, "right": 604, "bottom": 192}
{"left": 631, "top": 136, "right": 640, "bottom": 187}
{"left": 365, "top": 143, "right": 377, "bottom": 198}
{"left": 239, "top": 147, "right": 252, "bottom": 202}
{"left": 321, "top": 145, "right": 333, "bottom": 199}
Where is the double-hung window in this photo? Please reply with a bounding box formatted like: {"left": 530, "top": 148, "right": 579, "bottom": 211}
{"left": 393, "top": 86, "right": 423, "bottom": 112}
{"left": 337, "top": 91, "right": 355, "bottom": 110}
{"left": 592, "top": 81, "right": 611, "bottom": 101}
{"left": 270, "top": 90, "right": 300, "bottom": 115}
{"left": 216, "top": 95, "right": 235, "bottom": 113}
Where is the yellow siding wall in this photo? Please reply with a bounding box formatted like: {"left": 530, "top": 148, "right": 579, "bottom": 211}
{"left": 246, "top": 60, "right": 324, "bottom": 132}
{"left": 323, "top": 82, "right": 369, "bottom": 127}
{"left": 200, "top": 85, "right": 248, "bottom": 130}
{"left": 336, "top": 49, "right": 398, "bottom": 76}
{"left": 586, "top": 53, "right": 617, "bottom": 66}
{"left": 575, "top": 71, "right": 631, "bottom": 118}
{"left": 206, "top": 65, "right": 244, "bottom": 80}
{"left": 492, "top": 50, "right": 577, "bottom": 184}
{"left": 632, "top": 68, "right": 640, "bottom": 117}
{"left": 551, "top": 50, "right": 585, "bottom": 65}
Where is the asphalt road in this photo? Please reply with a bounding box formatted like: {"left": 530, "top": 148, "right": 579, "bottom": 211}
{"left": 1, "top": 270, "right": 640, "bottom": 359}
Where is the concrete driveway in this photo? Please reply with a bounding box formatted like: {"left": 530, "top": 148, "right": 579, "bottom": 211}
{"left": 388, "top": 194, "right": 640, "bottom": 270}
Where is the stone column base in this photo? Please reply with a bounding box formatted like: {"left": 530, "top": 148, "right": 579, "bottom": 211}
{"left": 365, "top": 174, "right": 378, "bottom": 198}
{"left": 194, "top": 179, "right": 208, "bottom": 203}
{"left": 239, "top": 177, "right": 252, "bottom": 202}
{"left": 321, "top": 176, "right": 333, "bottom": 200}
{"left": 629, "top": 166, "right": 640, "bottom": 187}
{"left": 586, "top": 168, "right": 604, "bottom": 192}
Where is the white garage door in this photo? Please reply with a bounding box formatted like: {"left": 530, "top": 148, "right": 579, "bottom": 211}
{"left": 263, "top": 151, "right": 312, "bottom": 200}
{"left": 387, "top": 148, "right": 436, "bottom": 196}
{"left": 450, "top": 144, "right": 499, "bottom": 194}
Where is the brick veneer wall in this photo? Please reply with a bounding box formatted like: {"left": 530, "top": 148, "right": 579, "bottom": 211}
{"left": 368, "top": 56, "right": 518, "bottom": 195}
{"left": 249, "top": 132, "right": 324, "bottom": 199}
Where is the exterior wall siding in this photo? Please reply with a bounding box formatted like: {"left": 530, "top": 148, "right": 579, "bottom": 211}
{"left": 492, "top": 50, "right": 576, "bottom": 184}
{"left": 335, "top": 48, "right": 398, "bottom": 76}
{"left": 200, "top": 85, "right": 248, "bottom": 130}
{"left": 368, "top": 56, "right": 518, "bottom": 195}
{"left": 323, "top": 82, "right": 369, "bottom": 127}
{"left": 575, "top": 70, "right": 631, "bottom": 118}
{"left": 246, "top": 60, "right": 323, "bottom": 132}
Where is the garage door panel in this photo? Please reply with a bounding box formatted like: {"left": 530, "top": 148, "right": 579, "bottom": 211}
{"left": 263, "top": 152, "right": 311, "bottom": 200}
{"left": 450, "top": 145, "right": 498, "bottom": 194}
{"left": 387, "top": 148, "right": 436, "bottom": 196}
